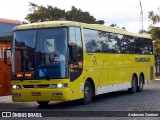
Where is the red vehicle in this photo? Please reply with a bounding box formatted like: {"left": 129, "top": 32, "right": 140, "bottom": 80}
{"left": 0, "top": 18, "right": 22, "bottom": 96}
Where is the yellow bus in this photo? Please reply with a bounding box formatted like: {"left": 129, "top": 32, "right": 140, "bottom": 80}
{"left": 4, "top": 21, "right": 154, "bottom": 105}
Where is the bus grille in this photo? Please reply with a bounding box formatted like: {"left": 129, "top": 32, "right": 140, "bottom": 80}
{"left": 37, "top": 84, "right": 49, "bottom": 88}
{"left": 23, "top": 85, "right": 34, "bottom": 88}
{"left": 23, "top": 84, "right": 50, "bottom": 88}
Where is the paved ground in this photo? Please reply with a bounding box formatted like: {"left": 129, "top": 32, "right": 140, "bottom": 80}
{"left": 1, "top": 80, "right": 160, "bottom": 120}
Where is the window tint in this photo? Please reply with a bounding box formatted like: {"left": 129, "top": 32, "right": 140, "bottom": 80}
{"left": 122, "top": 36, "right": 137, "bottom": 54}
{"left": 83, "top": 28, "right": 153, "bottom": 54}
{"left": 106, "top": 33, "right": 121, "bottom": 53}
{"left": 122, "top": 36, "right": 153, "bottom": 54}
{"left": 83, "top": 29, "right": 99, "bottom": 52}
{"left": 84, "top": 29, "right": 121, "bottom": 53}
{"left": 140, "top": 38, "right": 153, "bottom": 54}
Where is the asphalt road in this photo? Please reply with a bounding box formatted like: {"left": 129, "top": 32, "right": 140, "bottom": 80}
{"left": 1, "top": 80, "right": 160, "bottom": 120}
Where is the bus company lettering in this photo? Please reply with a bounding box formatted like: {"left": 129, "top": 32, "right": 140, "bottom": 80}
{"left": 135, "top": 57, "right": 150, "bottom": 62}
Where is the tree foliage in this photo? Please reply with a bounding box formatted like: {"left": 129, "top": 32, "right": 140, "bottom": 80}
{"left": 109, "top": 24, "right": 126, "bottom": 30}
{"left": 150, "top": 27, "right": 160, "bottom": 60}
{"left": 150, "top": 27, "right": 160, "bottom": 40}
{"left": 148, "top": 8, "right": 160, "bottom": 40}
{"left": 26, "top": 3, "right": 66, "bottom": 23}
{"left": 109, "top": 24, "right": 118, "bottom": 28}
{"left": 148, "top": 8, "right": 160, "bottom": 60}
{"left": 148, "top": 10, "right": 160, "bottom": 25}
{"left": 25, "top": 2, "right": 104, "bottom": 24}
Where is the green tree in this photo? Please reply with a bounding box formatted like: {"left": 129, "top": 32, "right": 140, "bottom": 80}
{"left": 66, "top": 6, "right": 104, "bottom": 24}
{"left": 26, "top": 2, "right": 66, "bottom": 23}
{"left": 148, "top": 8, "right": 160, "bottom": 60}
{"left": 148, "top": 11, "right": 160, "bottom": 25}
{"left": 26, "top": 3, "right": 104, "bottom": 24}
{"left": 109, "top": 23, "right": 118, "bottom": 28}
{"left": 148, "top": 9, "right": 160, "bottom": 40}
{"left": 109, "top": 24, "right": 126, "bottom": 30}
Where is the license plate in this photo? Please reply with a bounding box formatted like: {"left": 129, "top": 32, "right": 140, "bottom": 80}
{"left": 31, "top": 92, "right": 41, "bottom": 96}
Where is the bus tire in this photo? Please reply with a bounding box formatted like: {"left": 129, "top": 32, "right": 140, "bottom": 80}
{"left": 37, "top": 101, "right": 49, "bottom": 106}
{"left": 128, "top": 76, "right": 138, "bottom": 94}
{"left": 81, "top": 81, "right": 93, "bottom": 105}
{"left": 137, "top": 75, "right": 143, "bottom": 92}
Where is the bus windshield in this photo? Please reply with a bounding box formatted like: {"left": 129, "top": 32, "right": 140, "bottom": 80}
{"left": 12, "top": 27, "right": 68, "bottom": 79}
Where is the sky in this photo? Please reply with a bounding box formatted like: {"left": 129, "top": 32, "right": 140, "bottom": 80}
{"left": 0, "top": 0, "right": 160, "bottom": 33}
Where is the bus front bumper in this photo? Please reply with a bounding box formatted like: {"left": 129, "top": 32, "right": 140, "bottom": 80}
{"left": 12, "top": 88, "right": 71, "bottom": 102}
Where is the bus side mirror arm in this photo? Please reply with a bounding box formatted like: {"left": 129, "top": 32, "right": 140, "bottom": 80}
{"left": 4, "top": 49, "right": 12, "bottom": 66}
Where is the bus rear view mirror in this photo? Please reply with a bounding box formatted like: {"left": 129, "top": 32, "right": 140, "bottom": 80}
{"left": 4, "top": 49, "right": 12, "bottom": 66}
{"left": 69, "top": 44, "right": 78, "bottom": 63}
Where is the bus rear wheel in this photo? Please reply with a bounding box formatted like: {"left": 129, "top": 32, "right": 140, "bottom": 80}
{"left": 128, "top": 76, "right": 138, "bottom": 94}
{"left": 137, "top": 75, "right": 144, "bottom": 92}
{"left": 37, "top": 101, "right": 49, "bottom": 106}
{"left": 81, "top": 81, "right": 93, "bottom": 105}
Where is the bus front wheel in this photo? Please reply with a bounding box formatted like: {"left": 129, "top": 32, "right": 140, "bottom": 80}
{"left": 81, "top": 81, "right": 93, "bottom": 105}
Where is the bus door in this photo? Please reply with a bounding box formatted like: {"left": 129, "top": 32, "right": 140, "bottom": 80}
{"left": 69, "top": 27, "right": 83, "bottom": 82}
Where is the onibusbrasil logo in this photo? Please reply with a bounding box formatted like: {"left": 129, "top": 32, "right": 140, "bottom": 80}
{"left": 1, "top": 112, "right": 42, "bottom": 118}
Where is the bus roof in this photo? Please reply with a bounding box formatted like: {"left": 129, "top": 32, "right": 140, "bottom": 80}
{"left": 14, "top": 21, "right": 152, "bottom": 39}
{"left": 0, "top": 18, "right": 22, "bottom": 24}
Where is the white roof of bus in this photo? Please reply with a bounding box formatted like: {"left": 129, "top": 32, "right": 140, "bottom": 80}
{"left": 15, "top": 21, "right": 152, "bottom": 39}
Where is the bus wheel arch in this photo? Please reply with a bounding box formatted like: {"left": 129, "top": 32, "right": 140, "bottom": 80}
{"left": 81, "top": 78, "right": 95, "bottom": 104}
{"left": 128, "top": 73, "right": 138, "bottom": 94}
{"left": 137, "top": 73, "right": 144, "bottom": 92}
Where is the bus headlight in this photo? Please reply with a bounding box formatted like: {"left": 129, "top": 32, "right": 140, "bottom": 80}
{"left": 50, "top": 83, "right": 68, "bottom": 89}
{"left": 12, "top": 85, "right": 22, "bottom": 89}
{"left": 57, "top": 83, "right": 63, "bottom": 88}
{"left": 57, "top": 83, "right": 68, "bottom": 88}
